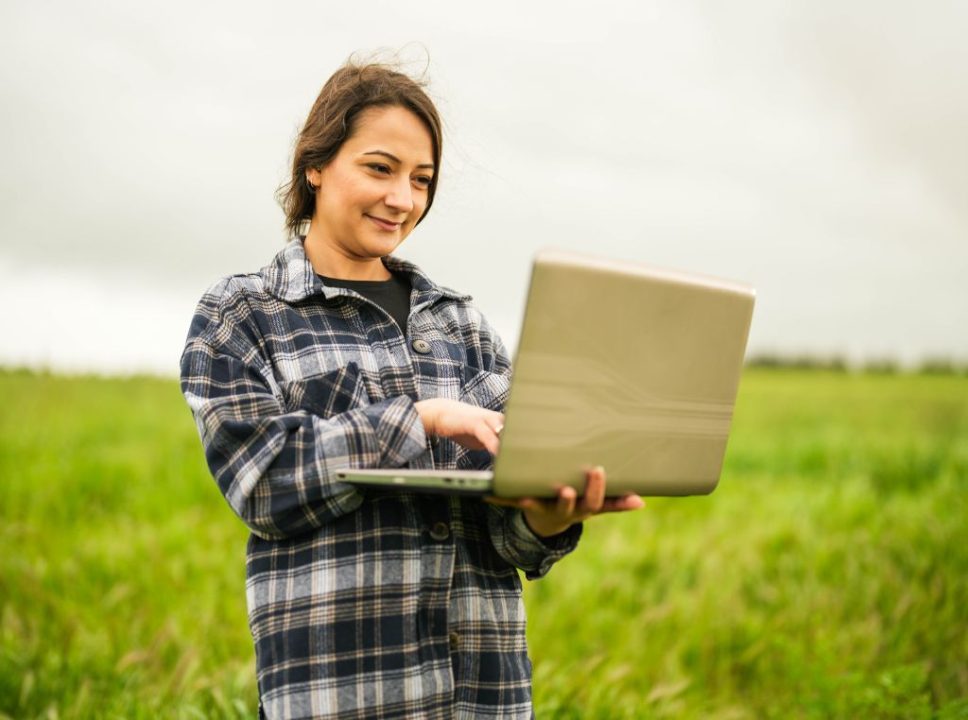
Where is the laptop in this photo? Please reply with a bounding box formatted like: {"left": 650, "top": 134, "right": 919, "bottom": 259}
{"left": 336, "top": 248, "right": 755, "bottom": 498}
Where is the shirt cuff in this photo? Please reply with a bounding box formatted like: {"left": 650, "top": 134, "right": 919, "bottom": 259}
{"left": 489, "top": 506, "right": 583, "bottom": 580}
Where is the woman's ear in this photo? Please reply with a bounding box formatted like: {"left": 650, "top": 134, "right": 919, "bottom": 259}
{"left": 306, "top": 167, "right": 322, "bottom": 191}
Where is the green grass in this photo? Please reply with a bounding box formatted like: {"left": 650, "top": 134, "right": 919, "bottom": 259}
{"left": 1, "top": 368, "right": 966, "bottom": 718}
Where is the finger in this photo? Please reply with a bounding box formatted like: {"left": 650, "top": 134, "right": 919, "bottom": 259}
{"left": 557, "top": 485, "right": 577, "bottom": 517}
{"left": 600, "top": 494, "right": 645, "bottom": 513}
{"left": 474, "top": 421, "right": 500, "bottom": 456}
{"left": 579, "top": 466, "right": 606, "bottom": 514}
{"left": 487, "top": 410, "right": 506, "bottom": 429}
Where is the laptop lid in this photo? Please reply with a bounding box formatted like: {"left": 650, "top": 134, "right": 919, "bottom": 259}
{"left": 490, "top": 249, "right": 755, "bottom": 498}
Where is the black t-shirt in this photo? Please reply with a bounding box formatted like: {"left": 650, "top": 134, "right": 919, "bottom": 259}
{"left": 319, "top": 272, "right": 412, "bottom": 336}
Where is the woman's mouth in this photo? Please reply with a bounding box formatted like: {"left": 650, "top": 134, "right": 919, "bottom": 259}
{"left": 365, "top": 214, "right": 402, "bottom": 232}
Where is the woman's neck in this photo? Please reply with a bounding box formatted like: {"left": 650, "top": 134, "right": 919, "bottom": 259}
{"left": 302, "top": 231, "right": 392, "bottom": 281}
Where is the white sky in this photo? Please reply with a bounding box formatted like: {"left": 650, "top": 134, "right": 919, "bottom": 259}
{"left": 1, "top": 0, "right": 966, "bottom": 375}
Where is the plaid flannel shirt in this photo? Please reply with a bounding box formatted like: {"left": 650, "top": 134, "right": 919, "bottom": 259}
{"left": 180, "top": 238, "right": 581, "bottom": 719}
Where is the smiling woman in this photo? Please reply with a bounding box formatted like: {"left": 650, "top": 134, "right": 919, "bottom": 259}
{"left": 277, "top": 63, "right": 443, "bottom": 247}
{"left": 303, "top": 106, "right": 436, "bottom": 279}
{"left": 179, "top": 58, "right": 641, "bottom": 720}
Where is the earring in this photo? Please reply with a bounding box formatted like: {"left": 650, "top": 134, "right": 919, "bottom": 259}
{"left": 306, "top": 176, "right": 318, "bottom": 193}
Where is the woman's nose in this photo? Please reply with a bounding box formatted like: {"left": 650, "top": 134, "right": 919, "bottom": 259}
{"left": 384, "top": 179, "right": 414, "bottom": 213}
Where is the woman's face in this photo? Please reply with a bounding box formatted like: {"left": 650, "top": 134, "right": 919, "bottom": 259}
{"left": 306, "top": 105, "right": 435, "bottom": 265}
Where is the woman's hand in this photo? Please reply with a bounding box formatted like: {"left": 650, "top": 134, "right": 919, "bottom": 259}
{"left": 486, "top": 466, "right": 644, "bottom": 538}
{"left": 414, "top": 398, "right": 505, "bottom": 456}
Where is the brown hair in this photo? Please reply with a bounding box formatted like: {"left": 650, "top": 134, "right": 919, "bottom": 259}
{"left": 278, "top": 61, "right": 443, "bottom": 237}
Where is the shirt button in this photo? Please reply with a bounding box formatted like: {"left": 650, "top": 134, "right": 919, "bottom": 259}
{"left": 429, "top": 521, "right": 450, "bottom": 541}
{"left": 411, "top": 338, "right": 432, "bottom": 354}
{"left": 449, "top": 631, "right": 460, "bottom": 651}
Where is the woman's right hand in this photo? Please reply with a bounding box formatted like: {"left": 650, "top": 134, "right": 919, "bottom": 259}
{"left": 414, "top": 398, "right": 504, "bottom": 456}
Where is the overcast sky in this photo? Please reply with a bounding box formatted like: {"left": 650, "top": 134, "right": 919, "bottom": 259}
{"left": 1, "top": 0, "right": 966, "bottom": 374}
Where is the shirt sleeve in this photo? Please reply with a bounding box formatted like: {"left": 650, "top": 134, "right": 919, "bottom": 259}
{"left": 180, "top": 286, "right": 428, "bottom": 541}
{"left": 485, "top": 503, "right": 583, "bottom": 580}
{"left": 466, "top": 307, "right": 583, "bottom": 579}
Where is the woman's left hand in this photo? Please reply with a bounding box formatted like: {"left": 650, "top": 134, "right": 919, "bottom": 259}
{"left": 486, "top": 466, "right": 644, "bottom": 538}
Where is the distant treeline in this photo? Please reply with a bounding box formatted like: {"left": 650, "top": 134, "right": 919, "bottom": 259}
{"left": 746, "top": 354, "right": 968, "bottom": 375}
{"left": 2, "top": 359, "right": 968, "bottom": 380}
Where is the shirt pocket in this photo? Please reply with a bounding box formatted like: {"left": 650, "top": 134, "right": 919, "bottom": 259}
{"left": 453, "top": 367, "right": 512, "bottom": 470}
{"left": 459, "top": 367, "right": 511, "bottom": 412}
{"left": 278, "top": 362, "right": 371, "bottom": 419}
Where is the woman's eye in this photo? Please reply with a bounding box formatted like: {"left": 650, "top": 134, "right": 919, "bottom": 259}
{"left": 367, "top": 163, "right": 391, "bottom": 174}
{"left": 413, "top": 175, "right": 433, "bottom": 188}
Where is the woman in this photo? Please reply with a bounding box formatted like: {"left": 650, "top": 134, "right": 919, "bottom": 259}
{"left": 180, "top": 60, "right": 643, "bottom": 720}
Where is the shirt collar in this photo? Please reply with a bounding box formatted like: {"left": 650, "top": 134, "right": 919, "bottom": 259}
{"left": 262, "top": 237, "right": 471, "bottom": 306}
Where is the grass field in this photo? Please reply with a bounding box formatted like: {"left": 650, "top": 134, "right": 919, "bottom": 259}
{"left": 1, "top": 368, "right": 966, "bottom": 719}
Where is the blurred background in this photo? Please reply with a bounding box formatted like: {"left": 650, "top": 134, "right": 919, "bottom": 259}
{"left": 1, "top": 1, "right": 966, "bottom": 719}
{"left": 1, "top": 0, "right": 966, "bottom": 374}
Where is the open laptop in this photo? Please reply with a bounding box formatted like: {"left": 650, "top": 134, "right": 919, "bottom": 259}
{"left": 337, "top": 248, "right": 755, "bottom": 498}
